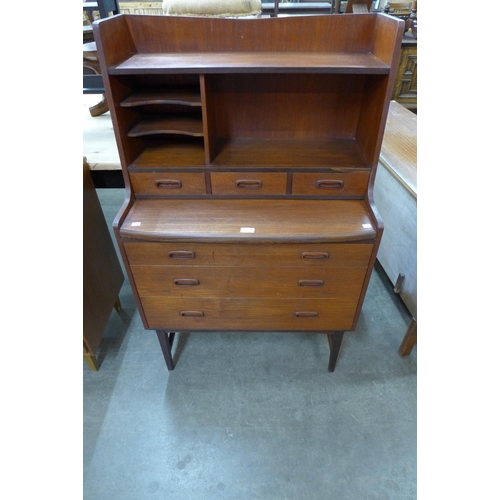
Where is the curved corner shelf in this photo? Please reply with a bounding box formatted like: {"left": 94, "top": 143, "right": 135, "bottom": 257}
{"left": 120, "top": 89, "right": 202, "bottom": 108}
{"left": 128, "top": 116, "right": 204, "bottom": 138}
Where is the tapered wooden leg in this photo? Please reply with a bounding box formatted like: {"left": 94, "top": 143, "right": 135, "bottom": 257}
{"left": 327, "top": 331, "right": 344, "bottom": 372}
{"left": 399, "top": 319, "right": 417, "bottom": 356}
{"left": 156, "top": 330, "right": 176, "bottom": 370}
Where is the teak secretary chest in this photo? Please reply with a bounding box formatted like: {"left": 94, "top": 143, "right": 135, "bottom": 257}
{"left": 94, "top": 13, "right": 404, "bottom": 372}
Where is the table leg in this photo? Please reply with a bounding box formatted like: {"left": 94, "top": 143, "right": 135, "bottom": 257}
{"left": 156, "top": 330, "right": 176, "bottom": 370}
{"left": 399, "top": 318, "right": 417, "bottom": 356}
{"left": 327, "top": 331, "right": 344, "bottom": 372}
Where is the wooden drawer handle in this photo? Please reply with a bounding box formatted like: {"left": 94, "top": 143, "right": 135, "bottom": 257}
{"left": 168, "top": 250, "right": 196, "bottom": 260}
{"left": 298, "top": 280, "right": 324, "bottom": 287}
{"left": 235, "top": 179, "right": 262, "bottom": 189}
{"left": 316, "top": 180, "right": 344, "bottom": 189}
{"left": 174, "top": 278, "right": 199, "bottom": 286}
{"left": 301, "top": 252, "right": 329, "bottom": 260}
{"left": 180, "top": 310, "right": 204, "bottom": 317}
{"left": 294, "top": 311, "right": 319, "bottom": 318}
{"left": 155, "top": 179, "right": 182, "bottom": 189}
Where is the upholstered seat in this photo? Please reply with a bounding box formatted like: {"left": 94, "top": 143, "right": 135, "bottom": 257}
{"left": 162, "top": 0, "right": 262, "bottom": 17}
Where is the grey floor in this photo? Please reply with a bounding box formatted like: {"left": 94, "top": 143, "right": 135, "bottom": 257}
{"left": 84, "top": 188, "right": 417, "bottom": 500}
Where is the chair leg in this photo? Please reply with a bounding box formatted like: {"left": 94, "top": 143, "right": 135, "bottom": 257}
{"left": 156, "top": 330, "right": 175, "bottom": 370}
{"left": 84, "top": 354, "right": 100, "bottom": 371}
{"left": 327, "top": 331, "right": 344, "bottom": 372}
{"left": 89, "top": 95, "right": 109, "bottom": 117}
{"left": 399, "top": 318, "right": 417, "bottom": 356}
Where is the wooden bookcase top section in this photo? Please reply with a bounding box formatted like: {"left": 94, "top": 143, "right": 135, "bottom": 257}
{"left": 94, "top": 14, "right": 404, "bottom": 74}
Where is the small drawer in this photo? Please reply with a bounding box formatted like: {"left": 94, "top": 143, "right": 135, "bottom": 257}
{"left": 292, "top": 172, "right": 369, "bottom": 196}
{"left": 130, "top": 172, "right": 206, "bottom": 196}
{"left": 211, "top": 172, "right": 287, "bottom": 195}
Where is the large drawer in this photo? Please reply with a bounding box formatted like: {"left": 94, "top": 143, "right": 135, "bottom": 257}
{"left": 141, "top": 297, "right": 358, "bottom": 331}
{"left": 292, "top": 172, "right": 369, "bottom": 196}
{"left": 211, "top": 172, "right": 287, "bottom": 195}
{"left": 124, "top": 242, "right": 373, "bottom": 267}
{"left": 130, "top": 172, "right": 206, "bottom": 196}
{"left": 131, "top": 265, "right": 367, "bottom": 298}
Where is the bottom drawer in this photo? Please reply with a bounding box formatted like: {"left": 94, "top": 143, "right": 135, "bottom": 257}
{"left": 141, "top": 297, "right": 358, "bottom": 331}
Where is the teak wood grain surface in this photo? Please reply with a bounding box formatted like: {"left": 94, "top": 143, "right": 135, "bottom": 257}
{"left": 120, "top": 199, "right": 377, "bottom": 243}
{"left": 131, "top": 265, "right": 368, "bottom": 299}
{"left": 111, "top": 52, "right": 391, "bottom": 74}
{"left": 93, "top": 13, "right": 404, "bottom": 372}
{"left": 123, "top": 242, "right": 374, "bottom": 267}
{"left": 141, "top": 297, "right": 361, "bottom": 331}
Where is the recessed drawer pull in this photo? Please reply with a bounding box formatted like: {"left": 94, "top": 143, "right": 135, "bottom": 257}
{"left": 155, "top": 179, "right": 182, "bottom": 189}
{"left": 301, "top": 252, "right": 330, "bottom": 260}
{"left": 294, "top": 311, "right": 319, "bottom": 318}
{"left": 174, "top": 278, "right": 199, "bottom": 286}
{"left": 316, "top": 180, "right": 344, "bottom": 189}
{"left": 235, "top": 179, "right": 262, "bottom": 189}
{"left": 168, "top": 250, "right": 196, "bottom": 260}
{"left": 298, "top": 280, "right": 324, "bottom": 287}
{"left": 180, "top": 310, "right": 204, "bottom": 317}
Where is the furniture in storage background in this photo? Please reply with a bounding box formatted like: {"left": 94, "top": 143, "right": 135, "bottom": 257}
{"left": 83, "top": 158, "right": 124, "bottom": 371}
{"left": 374, "top": 100, "right": 417, "bottom": 355}
{"left": 94, "top": 14, "right": 404, "bottom": 372}
{"left": 392, "top": 34, "right": 417, "bottom": 110}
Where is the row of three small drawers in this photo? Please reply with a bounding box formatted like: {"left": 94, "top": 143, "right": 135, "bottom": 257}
{"left": 129, "top": 171, "right": 370, "bottom": 196}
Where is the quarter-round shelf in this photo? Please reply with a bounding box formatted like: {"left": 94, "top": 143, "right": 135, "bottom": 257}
{"left": 120, "top": 89, "right": 202, "bottom": 107}
{"left": 128, "top": 116, "right": 204, "bottom": 138}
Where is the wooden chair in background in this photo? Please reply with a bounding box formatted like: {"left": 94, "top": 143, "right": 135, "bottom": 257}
{"left": 383, "top": 2, "right": 412, "bottom": 14}
{"left": 384, "top": 1, "right": 417, "bottom": 38}
{"left": 83, "top": 1, "right": 120, "bottom": 116}
{"left": 344, "top": 0, "right": 373, "bottom": 13}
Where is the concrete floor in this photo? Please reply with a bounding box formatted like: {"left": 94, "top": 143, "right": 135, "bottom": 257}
{"left": 84, "top": 188, "right": 417, "bottom": 500}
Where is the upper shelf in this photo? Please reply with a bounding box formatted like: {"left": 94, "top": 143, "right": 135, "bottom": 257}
{"left": 109, "top": 52, "right": 391, "bottom": 75}
{"left": 95, "top": 14, "right": 405, "bottom": 74}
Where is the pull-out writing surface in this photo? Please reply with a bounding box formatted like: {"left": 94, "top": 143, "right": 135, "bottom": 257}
{"left": 120, "top": 199, "right": 377, "bottom": 243}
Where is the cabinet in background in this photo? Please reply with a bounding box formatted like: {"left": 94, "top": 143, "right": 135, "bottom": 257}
{"left": 393, "top": 35, "right": 417, "bottom": 110}
{"left": 83, "top": 158, "right": 124, "bottom": 370}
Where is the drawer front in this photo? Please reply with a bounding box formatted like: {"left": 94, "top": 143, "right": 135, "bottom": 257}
{"left": 130, "top": 172, "right": 206, "bottom": 196}
{"left": 292, "top": 172, "right": 369, "bottom": 196}
{"left": 211, "top": 172, "right": 287, "bottom": 195}
{"left": 141, "top": 297, "right": 357, "bottom": 331}
{"left": 124, "top": 242, "right": 373, "bottom": 267}
{"left": 131, "top": 265, "right": 367, "bottom": 298}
